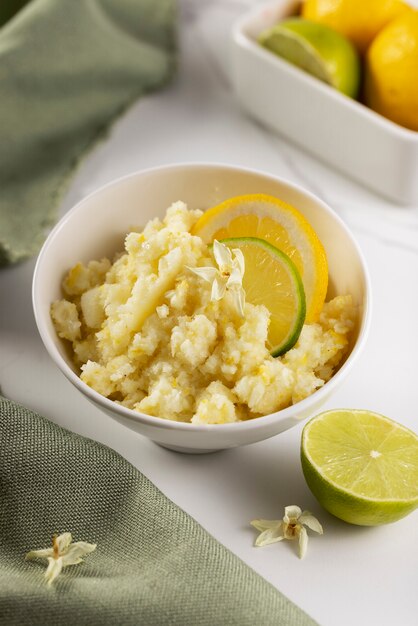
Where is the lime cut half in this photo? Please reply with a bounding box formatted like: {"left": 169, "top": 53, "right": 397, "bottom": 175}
{"left": 301, "top": 409, "right": 418, "bottom": 525}
{"left": 259, "top": 18, "right": 361, "bottom": 98}
{"left": 219, "top": 237, "right": 306, "bottom": 357}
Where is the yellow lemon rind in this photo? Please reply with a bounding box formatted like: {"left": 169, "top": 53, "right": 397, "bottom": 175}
{"left": 193, "top": 193, "right": 328, "bottom": 324}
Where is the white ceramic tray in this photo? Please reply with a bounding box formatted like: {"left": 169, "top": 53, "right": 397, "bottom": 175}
{"left": 231, "top": 0, "right": 418, "bottom": 204}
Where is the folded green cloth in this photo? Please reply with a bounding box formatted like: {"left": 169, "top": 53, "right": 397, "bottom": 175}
{"left": 0, "top": 396, "right": 318, "bottom": 625}
{"left": 0, "top": 0, "right": 176, "bottom": 266}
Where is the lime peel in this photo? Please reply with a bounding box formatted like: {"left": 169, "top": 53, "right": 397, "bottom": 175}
{"left": 260, "top": 24, "right": 335, "bottom": 87}
{"left": 219, "top": 237, "right": 306, "bottom": 357}
{"left": 259, "top": 17, "right": 361, "bottom": 98}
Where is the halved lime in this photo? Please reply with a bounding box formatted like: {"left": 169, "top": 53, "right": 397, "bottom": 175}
{"left": 259, "top": 17, "right": 361, "bottom": 98}
{"left": 219, "top": 237, "right": 306, "bottom": 356}
{"left": 301, "top": 409, "right": 418, "bottom": 525}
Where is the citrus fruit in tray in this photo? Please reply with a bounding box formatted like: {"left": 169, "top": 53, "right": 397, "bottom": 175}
{"left": 301, "top": 409, "right": 418, "bottom": 526}
{"left": 219, "top": 237, "right": 306, "bottom": 356}
{"left": 365, "top": 10, "right": 418, "bottom": 132}
{"left": 302, "top": 0, "right": 410, "bottom": 54}
{"left": 193, "top": 193, "right": 328, "bottom": 323}
{"left": 259, "top": 18, "right": 360, "bottom": 98}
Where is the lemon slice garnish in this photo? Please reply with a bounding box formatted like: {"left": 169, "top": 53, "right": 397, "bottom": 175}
{"left": 192, "top": 194, "right": 328, "bottom": 323}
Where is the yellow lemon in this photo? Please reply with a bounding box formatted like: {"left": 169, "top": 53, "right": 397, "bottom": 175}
{"left": 301, "top": 0, "right": 410, "bottom": 54}
{"left": 365, "top": 11, "right": 418, "bottom": 132}
{"left": 192, "top": 194, "right": 328, "bottom": 323}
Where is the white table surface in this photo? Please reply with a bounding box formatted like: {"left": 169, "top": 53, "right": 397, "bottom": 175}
{"left": 1, "top": 2, "right": 417, "bottom": 625}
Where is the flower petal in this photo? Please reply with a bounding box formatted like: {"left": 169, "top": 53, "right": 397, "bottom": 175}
{"left": 298, "top": 526, "right": 308, "bottom": 559}
{"left": 299, "top": 512, "right": 323, "bottom": 535}
{"left": 284, "top": 505, "right": 302, "bottom": 523}
{"left": 62, "top": 542, "right": 97, "bottom": 566}
{"left": 226, "top": 265, "right": 243, "bottom": 288}
{"left": 213, "top": 240, "right": 232, "bottom": 269}
{"left": 187, "top": 266, "right": 218, "bottom": 284}
{"left": 56, "top": 532, "right": 73, "bottom": 553}
{"left": 232, "top": 248, "right": 245, "bottom": 277}
{"left": 63, "top": 556, "right": 84, "bottom": 567}
{"left": 250, "top": 519, "right": 281, "bottom": 532}
{"left": 239, "top": 287, "right": 246, "bottom": 314}
{"left": 71, "top": 541, "right": 97, "bottom": 553}
{"left": 255, "top": 524, "right": 285, "bottom": 547}
{"left": 25, "top": 548, "right": 54, "bottom": 561}
{"left": 229, "top": 287, "right": 245, "bottom": 318}
{"left": 211, "top": 275, "right": 227, "bottom": 301}
{"left": 45, "top": 556, "right": 63, "bottom": 585}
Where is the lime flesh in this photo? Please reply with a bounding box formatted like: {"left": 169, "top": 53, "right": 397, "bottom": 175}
{"left": 301, "top": 409, "right": 418, "bottom": 525}
{"left": 259, "top": 17, "right": 361, "bottom": 98}
{"left": 219, "top": 237, "right": 306, "bottom": 356}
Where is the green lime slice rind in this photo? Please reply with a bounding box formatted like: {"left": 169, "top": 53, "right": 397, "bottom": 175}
{"left": 215, "top": 237, "right": 306, "bottom": 357}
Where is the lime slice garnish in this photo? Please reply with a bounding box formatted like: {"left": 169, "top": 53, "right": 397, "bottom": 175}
{"left": 301, "top": 409, "right": 418, "bottom": 525}
{"left": 219, "top": 237, "right": 306, "bottom": 356}
{"left": 259, "top": 18, "right": 361, "bottom": 98}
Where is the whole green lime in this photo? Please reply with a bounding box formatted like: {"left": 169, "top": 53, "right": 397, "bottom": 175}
{"left": 259, "top": 17, "right": 361, "bottom": 98}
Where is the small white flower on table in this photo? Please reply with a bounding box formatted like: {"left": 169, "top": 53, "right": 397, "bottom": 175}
{"left": 188, "top": 239, "right": 246, "bottom": 317}
{"left": 251, "top": 505, "right": 323, "bottom": 559}
{"left": 25, "top": 532, "right": 96, "bottom": 585}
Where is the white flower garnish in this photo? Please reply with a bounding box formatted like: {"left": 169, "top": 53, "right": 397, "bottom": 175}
{"left": 25, "top": 533, "right": 97, "bottom": 585}
{"left": 251, "top": 505, "right": 323, "bottom": 559}
{"left": 188, "top": 240, "right": 246, "bottom": 317}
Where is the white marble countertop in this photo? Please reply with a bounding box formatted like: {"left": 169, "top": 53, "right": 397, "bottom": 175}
{"left": 1, "top": 2, "right": 417, "bottom": 625}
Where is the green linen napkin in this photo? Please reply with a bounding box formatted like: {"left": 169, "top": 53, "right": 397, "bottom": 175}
{"left": 0, "top": 396, "right": 318, "bottom": 626}
{"left": 0, "top": 0, "right": 176, "bottom": 266}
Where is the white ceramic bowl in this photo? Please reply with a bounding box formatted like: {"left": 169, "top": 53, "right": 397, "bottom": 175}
{"left": 231, "top": 0, "right": 418, "bottom": 204}
{"left": 33, "top": 163, "right": 371, "bottom": 453}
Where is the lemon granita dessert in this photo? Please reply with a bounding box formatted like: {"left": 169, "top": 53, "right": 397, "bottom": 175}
{"left": 51, "top": 196, "right": 356, "bottom": 424}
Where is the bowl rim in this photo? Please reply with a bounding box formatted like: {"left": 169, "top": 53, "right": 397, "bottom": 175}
{"left": 32, "top": 161, "right": 372, "bottom": 434}
{"left": 232, "top": 0, "right": 418, "bottom": 142}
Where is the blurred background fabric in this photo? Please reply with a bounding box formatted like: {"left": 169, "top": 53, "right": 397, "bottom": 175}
{"left": 0, "top": 0, "right": 31, "bottom": 26}
{"left": 0, "top": 0, "right": 176, "bottom": 266}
